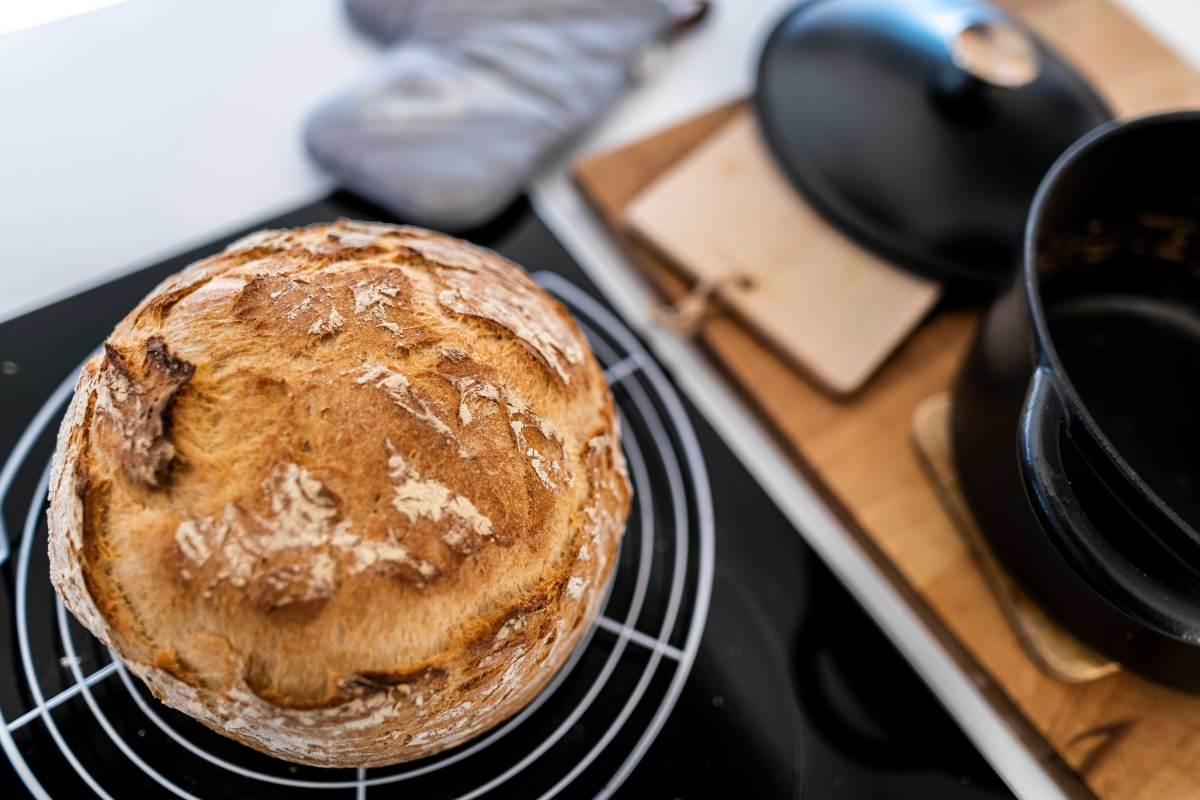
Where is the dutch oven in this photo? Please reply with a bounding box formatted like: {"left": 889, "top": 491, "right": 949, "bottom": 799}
{"left": 952, "top": 112, "right": 1200, "bottom": 689}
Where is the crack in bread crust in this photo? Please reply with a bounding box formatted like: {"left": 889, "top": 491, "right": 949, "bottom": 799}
{"left": 47, "top": 221, "right": 630, "bottom": 767}
{"left": 94, "top": 337, "right": 194, "bottom": 487}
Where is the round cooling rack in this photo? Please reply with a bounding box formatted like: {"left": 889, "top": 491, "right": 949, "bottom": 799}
{"left": 0, "top": 272, "right": 715, "bottom": 800}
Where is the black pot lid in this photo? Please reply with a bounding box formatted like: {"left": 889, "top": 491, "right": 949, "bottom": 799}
{"left": 754, "top": 0, "right": 1113, "bottom": 290}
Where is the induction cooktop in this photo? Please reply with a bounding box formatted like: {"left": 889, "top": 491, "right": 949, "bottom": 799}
{"left": 0, "top": 193, "right": 1011, "bottom": 798}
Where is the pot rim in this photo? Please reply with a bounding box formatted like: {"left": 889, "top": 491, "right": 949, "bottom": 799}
{"left": 1023, "top": 109, "right": 1200, "bottom": 546}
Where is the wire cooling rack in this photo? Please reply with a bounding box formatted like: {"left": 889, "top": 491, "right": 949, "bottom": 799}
{"left": 0, "top": 273, "right": 714, "bottom": 799}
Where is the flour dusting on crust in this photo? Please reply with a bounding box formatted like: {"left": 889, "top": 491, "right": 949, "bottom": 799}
{"left": 386, "top": 447, "right": 494, "bottom": 553}
{"left": 174, "top": 463, "right": 437, "bottom": 608}
{"left": 447, "top": 374, "right": 570, "bottom": 490}
{"left": 307, "top": 307, "right": 344, "bottom": 337}
{"left": 352, "top": 279, "right": 401, "bottom": 319}
{"left": 436, "top": 272, "right": 583, "bottom": 384}
{"left": 355, "top": 362, "right": 454, "bottom": 439}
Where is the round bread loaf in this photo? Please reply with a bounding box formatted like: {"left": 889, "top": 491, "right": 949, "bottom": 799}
{"left": 47, "top": 220, "right": 630, "bottom": 767}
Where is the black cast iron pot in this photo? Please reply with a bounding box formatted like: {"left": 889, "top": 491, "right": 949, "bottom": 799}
{"left": 952, "top": 111, "right": 1200, "bottom": 689}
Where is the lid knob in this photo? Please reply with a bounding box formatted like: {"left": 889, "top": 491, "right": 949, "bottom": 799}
{"left": 950, "top": 21, "right": 1040, "bottom": 88}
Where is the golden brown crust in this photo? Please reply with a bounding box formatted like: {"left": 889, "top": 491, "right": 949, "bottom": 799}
{"left": 47, "top": 221, "right": 630, "bottom": 767}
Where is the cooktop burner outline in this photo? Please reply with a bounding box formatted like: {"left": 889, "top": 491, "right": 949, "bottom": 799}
{"left": 0, "top": 273, "right": 715, "bottom": 800}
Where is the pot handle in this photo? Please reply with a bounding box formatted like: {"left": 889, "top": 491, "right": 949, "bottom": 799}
{"left": 1019, "top": 365, "right": 1198, "bottom": 632}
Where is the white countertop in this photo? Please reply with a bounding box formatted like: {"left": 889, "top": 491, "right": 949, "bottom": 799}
{"left": 2, "top": 1, "right": 1198, "bottom": 797}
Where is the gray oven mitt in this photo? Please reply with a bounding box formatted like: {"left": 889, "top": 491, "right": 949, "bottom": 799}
{"left": 342, "top": 0, "right": 424, "bottom": 44}
{"left": 306, "top": 0, "right": 672, "bottom": 230}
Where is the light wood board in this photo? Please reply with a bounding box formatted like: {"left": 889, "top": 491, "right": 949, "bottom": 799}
{"left": 572, "top": 1, "right": 1200, "bottom": 798}
{"left": 625, "top": 111, "right": 941, "bottom": 395}
{"left": 912, "top": 393, "right": 1120, "bottom": 685}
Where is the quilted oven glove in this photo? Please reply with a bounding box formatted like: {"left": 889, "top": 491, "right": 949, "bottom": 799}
{"left": 306, "top": 0, "right": 673, "bottom": 230}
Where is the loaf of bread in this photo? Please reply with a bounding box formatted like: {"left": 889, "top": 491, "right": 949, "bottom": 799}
{"left": 47, "top": 220, "right": 630, "bottom": 767}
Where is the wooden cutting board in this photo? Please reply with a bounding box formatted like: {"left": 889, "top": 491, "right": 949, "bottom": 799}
{"left": 625, "top": 111, "right": 941, "bottom": 395}
{"left": 573, "top": 1, "right": 1200, "bottom": 798}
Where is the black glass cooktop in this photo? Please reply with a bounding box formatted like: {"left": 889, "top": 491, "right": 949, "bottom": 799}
{"left": 0, "top": 193, "right": 1010, "bottom": 799}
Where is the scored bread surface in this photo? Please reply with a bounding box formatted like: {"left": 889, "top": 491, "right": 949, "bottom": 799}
{"left": 47, "top": 220, "right": 630, "bottom": 767}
